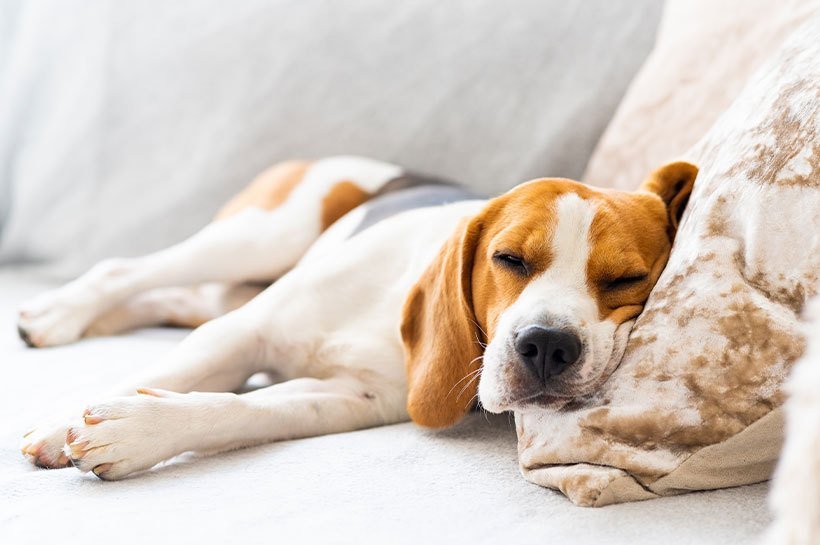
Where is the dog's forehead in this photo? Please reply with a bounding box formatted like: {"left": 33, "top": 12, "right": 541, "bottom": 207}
{"left": 500, "top": 180, "right": 659, "bottom": 244}
{"left": 488, "top": 180, "right": 666, "bottom": 285}
{"left": 532, "top": 192, "right": 596, "bottom": 288}
{"left": 493, "top": 179, "right": 608, "bottom": 242}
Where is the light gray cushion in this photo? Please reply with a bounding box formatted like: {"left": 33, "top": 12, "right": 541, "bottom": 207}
{"left": 0, "top": 0, "right": 662, "bottom": 275}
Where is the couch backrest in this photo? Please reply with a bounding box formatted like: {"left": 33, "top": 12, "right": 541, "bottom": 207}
{"left": 0, "top": 0, "right": 663, "bottom": 274}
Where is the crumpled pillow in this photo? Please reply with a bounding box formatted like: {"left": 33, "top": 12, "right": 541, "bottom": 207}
{"left": 515, "top": 17, "right": 820, "bottom": 507}
{"left": 582, "top": 0, "right": 819, "bottom": 191}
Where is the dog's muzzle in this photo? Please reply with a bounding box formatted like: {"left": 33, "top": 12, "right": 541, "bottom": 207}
{"left": 514, "top": 325, "right": 582, "bottom": 383}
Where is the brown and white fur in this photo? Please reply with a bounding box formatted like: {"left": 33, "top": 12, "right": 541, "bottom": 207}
{"left": 17, "top": 155, "right": 696, "bottom": 480}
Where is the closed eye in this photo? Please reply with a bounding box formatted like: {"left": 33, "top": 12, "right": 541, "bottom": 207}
{"left": 605, "top": 274, "right": 648, "bottom": 291}
{"left": 493, "top": 252, "right": 529, "bottom": 276}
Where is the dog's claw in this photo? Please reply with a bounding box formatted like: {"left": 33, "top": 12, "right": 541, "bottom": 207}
{"left": 21, "top": 443, "right": 42, "bottom": 456}
{"left": 136, "top": 387, "right": 171, "bottom": 398}
{"left": 17, "top": 325, "right": 36, "bottom": 347}
{"left": 67, "top": 440, "right": 90, "bottom": 457}
{"left": 82, "top": 410, "right": 103, "bottom": 425}
{"left": 92, "top": 463, "right": 114, "bottom": 480}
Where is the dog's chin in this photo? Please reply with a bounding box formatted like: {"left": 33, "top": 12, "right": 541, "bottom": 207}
{"left": 481, "top": 322, "right": 634, "bottom": 414}
{"left": 509, "top": 393, "right": 575, "bottom": 412}
{"left": 479, "top": 359, "right": 624, "bottom": 414}
{"left": 479, "top": 385, "right": 576, "bottom": 414}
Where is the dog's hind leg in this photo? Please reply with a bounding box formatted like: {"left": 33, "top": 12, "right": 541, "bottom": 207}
{"left": 17, "top": 157, "right": 401, "bottom": 347}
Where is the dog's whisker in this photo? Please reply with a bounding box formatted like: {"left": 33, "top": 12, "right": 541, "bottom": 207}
{"left": 468, "top": 354, "right": 485, "bottom": 367}
{"left": 446, "top": 366, "right": 483, "bottom": 398}
{"left": 473, "top": 331, "right": 488, "bottom": 349}
{"left": 473, "top": 329, "right": 489, "bottom": 348}
{"left": 456, "top": 369, "right": 483, "bottom": 400}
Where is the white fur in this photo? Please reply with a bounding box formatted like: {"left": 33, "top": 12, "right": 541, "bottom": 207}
{"left": 764, "top": 297, "right": 820, "bottom": 545}
{"left": 298, "top": 155, "right": 402, "bottom": 194}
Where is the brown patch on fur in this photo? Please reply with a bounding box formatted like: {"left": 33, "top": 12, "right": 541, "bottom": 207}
{"left": 320, "top": 181, "right": 372, "bottom": 230}
{"left": 639, "top": 161, "right": 699, "bottom": 236}
{"left": 587, "top": 162, "right": 697, "bottom": 323}
{"left": 468, "top": 184, "right": 585, "bottom": 338}
{"left": 401, "top": 218, "right": 484, "bottom": 428}
{"left": 215, "top": 160, "right": 311, "bottom": 220}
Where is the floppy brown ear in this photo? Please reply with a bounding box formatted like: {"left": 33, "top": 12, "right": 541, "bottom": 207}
{"left": 640, "top": 161, "right": 699, "bottom": 240}
{"left": 400, "top": 217, "right": 484, "bottom": 428}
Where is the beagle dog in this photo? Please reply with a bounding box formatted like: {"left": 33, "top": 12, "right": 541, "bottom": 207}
{"left": 18, "top": 155, "right": 697, "bottom": 480}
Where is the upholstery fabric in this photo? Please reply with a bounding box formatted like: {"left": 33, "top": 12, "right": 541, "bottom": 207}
{"left": 518, "top": 17, "right": 820, "bottom": 506}
{"left": 0, "top": 268, "right": 773, "bottom": 544}
{"left": 583, "top": 0, "right": 819, "bottom": 190}
{"left": 0, "top": 0, "right": 662, "bottom": 276}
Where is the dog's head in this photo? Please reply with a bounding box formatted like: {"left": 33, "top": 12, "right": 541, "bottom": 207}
{"left": 401, "top": 161, "right": 698, "bottom": 427}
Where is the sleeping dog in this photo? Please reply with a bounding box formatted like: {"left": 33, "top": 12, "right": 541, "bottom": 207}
{"left": 18, "top": 156, "right": 696, "bottom": 480}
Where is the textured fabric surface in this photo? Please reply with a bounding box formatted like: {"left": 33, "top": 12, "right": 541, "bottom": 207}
{"left": 0, "top": 268, "right": 771, "bottom": 544}
{"left": 583, "top": 0, "right": 819, "bottom": 190}
{"left": 0, "top": 0, "right": 662, "bottom": 276}
{"left": 518, "top": 17, "right": 820, "bottom": 505}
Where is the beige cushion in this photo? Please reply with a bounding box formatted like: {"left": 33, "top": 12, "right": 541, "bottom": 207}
{"left": 516, "top": 16, "right": 820, "bottom": 506}
{"left": 583, "top": 0, "right": 818, "bottom": 190}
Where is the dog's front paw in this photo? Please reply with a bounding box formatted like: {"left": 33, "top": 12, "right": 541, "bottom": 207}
{"left": 21, "top": 424, "right": 72, "bottom": 469}
{"left": 65, "top": 390, "right": 190, "bottom": 480}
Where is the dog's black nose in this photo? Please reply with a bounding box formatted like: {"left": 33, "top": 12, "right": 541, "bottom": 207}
{"left": 515, "top": 325, "right": 581, "bottom": 381}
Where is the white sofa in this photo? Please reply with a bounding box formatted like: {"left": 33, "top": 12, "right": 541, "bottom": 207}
{"left": 0, "top": 271, "right": 771, "bottom": 544}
